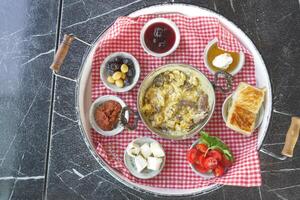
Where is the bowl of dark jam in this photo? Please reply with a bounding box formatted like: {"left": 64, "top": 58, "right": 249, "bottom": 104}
{"left": 140, "top": 18, "right": 180, "bottom": 57}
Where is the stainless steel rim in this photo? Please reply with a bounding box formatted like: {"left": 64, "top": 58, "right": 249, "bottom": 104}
{"left": 75, "top": 3, "right": 272, "bottom": 197}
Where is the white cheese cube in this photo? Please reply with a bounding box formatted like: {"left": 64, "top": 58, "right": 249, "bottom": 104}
{"left": 134, "top": 155, "right": 147, "bottom": 173}
{"left": 147, "top": 157, "right": 163, "bottom": 171}
{"left": 150, "top": 142, "right": 165, "bottom": 157}
{"left": 126, "top": 142, "right": 140, "bottom": 157}
{"left": 140, "top": 143, "right": 152, "bottom": 158}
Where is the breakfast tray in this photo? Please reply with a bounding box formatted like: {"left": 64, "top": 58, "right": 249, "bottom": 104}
{"left": 77, "top": 4, "right": 272, "bottom": 196}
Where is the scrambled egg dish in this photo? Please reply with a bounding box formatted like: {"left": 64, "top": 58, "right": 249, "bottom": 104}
{"left": 141, "top": 70, "right": 209, "bottom": 135}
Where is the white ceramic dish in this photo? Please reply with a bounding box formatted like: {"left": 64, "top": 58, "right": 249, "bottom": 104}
{"left": 188, "top": 139, "right": 215, "bottom": 179}
{"left": 100, "top": 52, "right": 140, "bottom": 92}
{"left": 222, "top": 93, "right": 265, "bottom": 130}
{"left": 140, "top": 18, "right": 180, "bottom": 57}
{"left": 77, "top": 4, "right": 272, "bottom": 197}
{"left": 204, "top": 38, "right": 245, "bottom": 76}
{"left": 124, "top": 137, "right": 166, "bottom": 179}
{"left": 89, "top": 95, "right": 128, "bottom": 136}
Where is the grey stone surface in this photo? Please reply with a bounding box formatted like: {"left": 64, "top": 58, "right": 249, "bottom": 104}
{"left": 46, "top": 0, "right": 300, "bottom": 200}
{"left": 0, "top": 0, "right": 59, "bottom": 199}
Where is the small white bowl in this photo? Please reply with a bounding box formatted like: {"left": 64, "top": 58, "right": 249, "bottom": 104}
{"left": 204, "top": 38, "right": 245, "bottom": 76}
{"left": 140, "top": 18, "right": 180, "bottom": 58}
{"left": 89, "top": 95, "right": 129, "bottom": 136}
{"left": 222, "top": 93, "right": 264, "bottom": 129}
{"left": 100, "top": 52, "right": 140, "bottom": 92}
{"left": 124, "top": 137, "right": 166, "bottom": 179}
{"left": 188, "top": 139, "right": 214, "bottom": 179}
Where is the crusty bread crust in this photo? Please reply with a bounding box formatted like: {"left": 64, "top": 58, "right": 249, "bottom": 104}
{"left": 226, "top": 105, "right": 256, "bottom": 135}
{"left": 235, "top": 82, "right": 265, "bottom": 114}
{"left": 226, "top": 82, "right": 265, "bottom": 135}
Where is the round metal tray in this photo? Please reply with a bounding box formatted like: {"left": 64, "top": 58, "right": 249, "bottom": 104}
{"left": 76, "top": 3, "right": 272, "bottom": 197}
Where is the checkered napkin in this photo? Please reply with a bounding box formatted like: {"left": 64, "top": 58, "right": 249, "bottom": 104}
{"left": 90, "top": 14, "right": 261, "bottom": 189}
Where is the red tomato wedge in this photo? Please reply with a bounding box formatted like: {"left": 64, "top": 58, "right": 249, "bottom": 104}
{"left": 194, "top": 163, "right": 209, "bottom": 173}
{"left": 213, "top": 165, "right": 225, "bottom": 177}
{"left": 195, "top": 143, "right": 208, "bottom": 153}
{"left": 203, "top": 156, "right": 218, "bottom": 170}
{"left": 194, "top": 153, "right": 206, "bottom": 167}
{"left": 207, "top": 150, "right": 223, "bottom": 162}
{"left": 187, "top": 148, "right": 197, "bottom": 164}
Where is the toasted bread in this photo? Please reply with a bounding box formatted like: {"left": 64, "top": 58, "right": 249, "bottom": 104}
{"left": 226, "top": 104, "right": 256, "bottom": 135}
{"left": 234, "top": 82, "right": 265, "bottom": 114}
{"left": 226, "top": 82, "right": 265, "bottom": 135}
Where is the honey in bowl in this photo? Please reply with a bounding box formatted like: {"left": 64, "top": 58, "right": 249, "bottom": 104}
{"left": 207, "top": 43, "right": 240, "bottom": 73}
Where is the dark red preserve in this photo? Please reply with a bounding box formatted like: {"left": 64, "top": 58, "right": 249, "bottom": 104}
{"left": 144, "top": 22, "right": 176, "bottom": 54}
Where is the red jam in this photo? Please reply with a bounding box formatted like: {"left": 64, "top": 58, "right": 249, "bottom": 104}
{"left": 144, "top": 22, "right": 176, "bottom": 54}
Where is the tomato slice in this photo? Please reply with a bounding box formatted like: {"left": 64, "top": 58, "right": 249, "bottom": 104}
{"left": 203, "top": 156, "right": 218, "bottom": 170}
{"left": 207, "top": 150, "right": 223, "bottom": 162}
{"left": 187, "top": 148, "right": 197, "bottom": 164}
{"left": 195, "top": 143, "right": 208, "bottom": 153}
{"left": 194, "top": 163, "right": 209, "bottom": 173}
{"left": 213, "top": 165, "right": 225, "bottom": 177}
{"left": 194, "top": 153, "right": 206, "bottom": 167}
{"left": 222, "top": 155, "right": 233, "bottom": 167}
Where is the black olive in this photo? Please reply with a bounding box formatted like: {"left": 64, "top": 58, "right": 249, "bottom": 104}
{"left": 124, "top": 78, "right": 131, "bottom": 86}
{"left": 127, "top": 67, "right": 135, "bottom": 77}
{"left": 111, "top": 63, "right": 120, "bottom": 71}
{"left": 106, "top": 62, "right": 113, "bottom": 70}
{"left": 127, "top": 60, "right": 134, "bottom": 68}
{"left": 122, "top": 58, "right": 130, "bottom": 64}
{"left": 107, "top": 69, "right": 114, "bottom": 76}
{"left": 113, "top": 56, "right": 122, "bottom": 64}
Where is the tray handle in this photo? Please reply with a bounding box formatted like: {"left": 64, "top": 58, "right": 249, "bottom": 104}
{"left": 50, "top": 34, "right": 75, "bottom": 73}
{"left": 120, "top": 107, "right": 140, "bottom": 131}
{"left": 281, "top": 116, "right": 300, "bottom": 157}
{"left": 212, "top": 71, "right": 233, "bottom": 93}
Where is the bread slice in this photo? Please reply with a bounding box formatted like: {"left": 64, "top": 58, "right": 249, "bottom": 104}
{"left": 226, "top": 104, "right": 256, "bottom": 135}
{"left": 226, "top": 82, "right": 265, "bottom": 135}
{"left": 234, "top": 82, "right": 265, "bottom": 114}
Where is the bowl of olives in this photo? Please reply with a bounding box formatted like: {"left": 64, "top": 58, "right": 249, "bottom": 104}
{"left": 100, "top": 52, "right": 140, "bottom": 92}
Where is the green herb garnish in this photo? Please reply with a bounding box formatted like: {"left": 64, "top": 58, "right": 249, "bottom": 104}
{"left": 200, "top": 131, "right": 234, "bottom": 161}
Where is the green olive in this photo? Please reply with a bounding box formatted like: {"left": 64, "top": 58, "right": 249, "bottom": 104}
{"left": 121, "top": 64, "right": 129, "bottom": 73}
{"left": 112, "top": 71, "right": 122, "bottom": 80}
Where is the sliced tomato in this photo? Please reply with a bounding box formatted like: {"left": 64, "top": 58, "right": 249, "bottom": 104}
{"left": 203, "top": 156, "right": 218, "bottom": 170}
{"left": 187, "top": 148, "right": 198, "bottom": 164}
{"left": 222, "top": 155, "right": 233, "bottom": 167}
{"left": 194, "top": 163, "right": 209, "bottom": 173}
{"left": 194, "top": 153, "right": 206, "bottom": 167}
{"left": 213, "top": 165, "right": 225, "bottom": 177}
{"left": 195, "top": 143, "right": 208, "bottom": 153}
{"left": 207, "top": 149, "right": 223, "bottom": 162}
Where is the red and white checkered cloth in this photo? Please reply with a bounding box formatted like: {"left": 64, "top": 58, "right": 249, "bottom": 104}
{"left": 91, "top": 14, "right": 261, "bottom": 189}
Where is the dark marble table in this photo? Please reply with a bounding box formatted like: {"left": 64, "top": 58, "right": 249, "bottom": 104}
{"left": 0, "top": 0, "right": 299, "bottom": 200}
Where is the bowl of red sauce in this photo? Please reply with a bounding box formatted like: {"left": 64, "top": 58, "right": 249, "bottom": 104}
{"left": 89, "top": 95, "right": 129, "bottom": 136}
{"left": 140, "top": 18, "right": 180, "bottom": 57}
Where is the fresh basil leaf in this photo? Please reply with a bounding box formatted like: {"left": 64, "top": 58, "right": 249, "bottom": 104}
{"left": 200, "top": 131, "right": 233, "bottom": 161}
{"left": 223, "top": 149, "right": 233, "bottom": 160}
